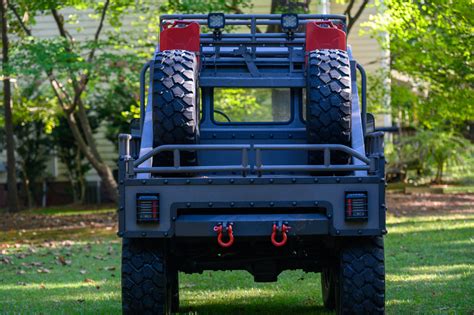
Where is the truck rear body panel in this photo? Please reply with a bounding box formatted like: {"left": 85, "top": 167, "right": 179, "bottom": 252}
{"left": 120, "top": 176, "right": 385, "bottom": 238}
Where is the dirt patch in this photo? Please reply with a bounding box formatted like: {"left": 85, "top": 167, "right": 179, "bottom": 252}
{"left": 0, "top": 212, "right": 117, "bottom": 232}
{"left": 386, "top": 193, "right": 474, "bottom": 217}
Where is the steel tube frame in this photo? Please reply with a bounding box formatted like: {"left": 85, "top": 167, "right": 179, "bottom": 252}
{"left": 160, "top": 13, "right": 346, "bottom": 21}
{"left": 253, "top": 144, "right": 370, "bottom": 164}
{"left": 357, "top": 63, "right": 367, "bottom": 135}
{"left": 139, "top": 62, "right": 150, "bottom": 135}
{"left": 126, "top": 142, "right": 373, "bottom": 176}
{"left": 134, "top": 144, "right": 252, "bottom": 167}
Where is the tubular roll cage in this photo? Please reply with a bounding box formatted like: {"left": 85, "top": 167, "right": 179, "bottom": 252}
{"left": 127, "top": 13, "right": 376, "bottom": 178}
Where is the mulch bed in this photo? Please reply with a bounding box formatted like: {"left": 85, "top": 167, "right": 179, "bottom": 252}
{"left": 386, "top": 193, "right": 474, "bottom": 217}
{"left": 0, "top": 212, "right": 117, "bottom": 232}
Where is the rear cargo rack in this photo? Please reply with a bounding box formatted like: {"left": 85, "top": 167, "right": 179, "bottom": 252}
{"left": 119, "top": 139, "right": 375, "bottom": 177}
{"left": 160, "top": 14, "right": 346, "bottom": 51}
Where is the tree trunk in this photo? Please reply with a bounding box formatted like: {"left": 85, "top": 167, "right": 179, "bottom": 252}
{"left": 21, "top": 171, "right": 33, "bottom": 208}
{"left": 1, "top": 0, "right": 19, "bottom": 212}
{"left": 63, "top": 111, "right": 118, "bottom": 201}
{"left": 434, "top": 161, "right": 444, "bottom": 185}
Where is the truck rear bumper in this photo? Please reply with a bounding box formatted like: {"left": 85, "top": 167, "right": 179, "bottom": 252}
{"left": 175, "top": 213, "right": 328, "bottom": 237}
{"left": 119, "top": 176, "right": 386, "bottom": 238}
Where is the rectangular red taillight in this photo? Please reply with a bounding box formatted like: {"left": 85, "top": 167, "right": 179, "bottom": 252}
{"left": 345, "top": 192, "right": 368, "bottom": 221}
{"left": 136, "top": 194, "right": 160, "bottom": 224}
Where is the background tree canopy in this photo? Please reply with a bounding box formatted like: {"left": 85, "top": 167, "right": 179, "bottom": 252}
{"left": 365, "top": 0, "right": 473, "bottom": 183}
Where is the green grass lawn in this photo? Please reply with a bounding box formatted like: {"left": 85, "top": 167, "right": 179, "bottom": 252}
{"left": 0, "top": 213, "right": 473, "bottom": 314}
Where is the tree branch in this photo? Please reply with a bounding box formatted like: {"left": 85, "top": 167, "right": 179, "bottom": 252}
{"left": 47, "top": 71, "right": 75, "bottom": 113}
{"left": 344, "top": 0, "right": 356, "bottom": 16}
{"left": 87, "top": 0, "right": 110, "bottom": 63}
{"left": 344, "top": 0, "right": 369, "bottom": 35}
{"left": 51, "top": 9, "right": 73, "bottom": 42}
{"left": 225, "top": 0, "right": 262, "bottom": 33}
{"left": 74, "top": 0, "right": 110, "bottom": 103}
{"left": 8, "top": 4, "right": 31, "bottom": 36}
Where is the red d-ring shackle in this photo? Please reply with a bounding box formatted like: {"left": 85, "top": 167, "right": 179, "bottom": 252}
{"left": 213, "top": 224, "right": 234, "bottom": 248}
{"left": 271, "top": 224, "right": 290, "bottom": 247}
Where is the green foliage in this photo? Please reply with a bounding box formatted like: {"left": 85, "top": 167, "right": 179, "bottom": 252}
{"left": 399, "top": 130, "right": 472, "bottom": 184}
{"left": 94, "top": 73, "right": 140, "bottom": 145}
{"left": 213, "top": 89, "right": 277, "bottom": 122}
{"left": 365, "top": 0, "right": 474, "bottom": 183}
{"left": 365, "top": 0, "right": 474, "bottom": 130}
{"left": 160, "top": 0, "right": 252, "bottom": 14}
{"left": 14, "top": 121, "right": 51, "bottom": 208}
{"left": 51, "top": 118, "right": 92, "bottom": 203}
{"left": 389, "top": 129, "right": 474, "bottom": 184}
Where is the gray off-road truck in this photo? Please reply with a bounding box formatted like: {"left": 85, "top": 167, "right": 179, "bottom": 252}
{"left": 117, "top": 13, "right": 386, "bottom": 315}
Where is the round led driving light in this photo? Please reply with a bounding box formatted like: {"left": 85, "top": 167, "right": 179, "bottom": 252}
{"left": 281, "top": 13, "right": 299, "bottom": 31}
{"left": 208, "top": 13, "right": 225, "bottom": 29}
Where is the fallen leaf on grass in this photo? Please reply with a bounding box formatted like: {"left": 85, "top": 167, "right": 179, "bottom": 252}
{"left": 93, "top": 255, "right": 105, "bottom": 261}
{"left": 0, "top": 256, "right": 13, "bottom": 265}
{"left": 39, "top": 283, "right": 46, "bottom": 289}
{"left": 83, "top": 278, "right": 95, "bottom": 283}
{"left": 61, "top": 240, "right": 75, "bottom": 247}
{"left": 104, "top": 266, "right": 116, "bottom": 271}
{"left": 57, "top": 256, "right": 72, "bottom": 266}
{"left": 79, "top": 269, "right": 87, "bottom": 275}
{"left": 37, "top": 268, "right": 50, "bottom": 274}
{"left": 17, "top": 270, "right": 26, "bottom": 275}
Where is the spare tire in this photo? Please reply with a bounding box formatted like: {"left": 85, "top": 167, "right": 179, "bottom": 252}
{"left": 306, "top": 49, "right": 352, "bottom": 166}
{"left": 151, "top": 50, "right": 199, "bottom": 169}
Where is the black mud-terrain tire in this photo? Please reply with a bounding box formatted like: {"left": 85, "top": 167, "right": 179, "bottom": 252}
{"left": 152, "top": 49, "right": 199, "bottom": 169}
{"left": 122, "top": 238, "right": 172, "bottom": 315}
{"left": 336, "top": 237, "right": 385, "bottom": 314}
{"left": 321, "top": 267, "right": 336, "bottom": 310}
{"left": 306, "top": 49, "right": 352, "bottom": 166}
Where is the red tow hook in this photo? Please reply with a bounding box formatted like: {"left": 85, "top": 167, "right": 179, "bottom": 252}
{"left": 213, "top": 224, "right": 234, "bottom": 248}
{"left": 271, "top": 223, "right": 290, "bottom": 247}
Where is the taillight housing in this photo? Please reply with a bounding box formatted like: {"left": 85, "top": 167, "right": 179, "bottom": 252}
{"left": 345, "top": 192, "right": 368, "bottom": 221}
{"left": 136, "top": 194, "right": 160, "bottom": 224}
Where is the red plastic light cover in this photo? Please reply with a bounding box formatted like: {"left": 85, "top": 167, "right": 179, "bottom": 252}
{"left": 305, "top": 21, "right": 347, "bottom": 52}
{"left": 160, "top": 21, "right": 200, "bottom": 52}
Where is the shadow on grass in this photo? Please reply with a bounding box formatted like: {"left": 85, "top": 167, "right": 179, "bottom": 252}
{"left": 178, "top": 301, "right": 329, "bottom": 315}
